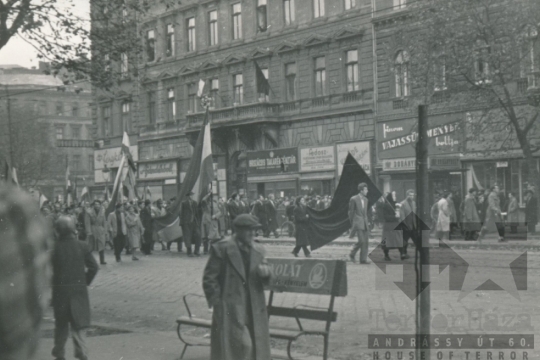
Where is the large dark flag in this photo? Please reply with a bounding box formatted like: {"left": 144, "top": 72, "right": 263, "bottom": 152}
{"left": 154, "top": 109, "right": 214, "bottom": 232}
{"left": 307, "top": 153, "right": 382, "bottom": 250}
{"left": 255, "top": 61, "right": 270, "bottom": 96}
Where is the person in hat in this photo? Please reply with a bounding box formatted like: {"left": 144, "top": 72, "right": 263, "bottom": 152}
{"left": 86, "top": 199, "right": 107, "bottom": 265}
{"left": 151, "top": 199, "right": 167, "bottom": 251}
{"left": 51, "top": 215, "right": 99, "bottom": 360}
{"left": 203, "top": 214, "right": 272, "bottom": 360}
{"left": 180, "top": 191, "right": 202, "bottom": 256}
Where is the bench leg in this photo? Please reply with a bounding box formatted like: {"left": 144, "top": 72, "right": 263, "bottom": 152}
{"left": 287, "top": 339, "right": 295, "bottom": 360}
{"left": 322, "top": 334, "right": 329, "bottom": 360}
{"left": 180, "top": 344, "right": 189, "bottom": 359}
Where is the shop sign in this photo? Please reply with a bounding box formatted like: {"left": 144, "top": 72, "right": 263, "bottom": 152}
{"left": 383, "top": 158, "right": 416, "bottom": 172}
{"left": 497, "top": 161, "right": 509, "bottom": 168}
{"left": 336, "top": 141, "right": 371, "bottom": 175}
{"left": 94, "top": 146, "right": 138, "bottom": 170}
{"left": 377, "top": 114, "right": 461, "bottom": 160}
{"left": 247, "top": 148, "right": 298, "bottom": 176}
{"left": 299, "top": 146, "right": 336, "bottom": 172}
{"left": 430, "top": 157, "right": 461, "bottom": 169}
{"left": 138, "top": 161, "right": 177, "bottom": 180}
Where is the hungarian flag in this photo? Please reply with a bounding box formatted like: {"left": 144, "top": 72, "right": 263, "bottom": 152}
{"left": 143, "top": 186, "right": 152, "bottom": 201}
{"left": 80, "top": 186, "right": 90, "bottom": 203}
{"left": 255, "top": 62, "right": 270, "bottom": 96}
{"left": 2, "top": 158, "right": 17, "bottom": 186}
{"left": 65, "top": 161, "right": 72, "bottom": 206}
{"left": 11, "top": 168, "right": 19, "bottom": 186}
{"left": 105, "top": 134, "right": 131, "bottom": 217}
{"left": 39, "top": 192, "right": 48, "bottom": 208}
{"left": 153, "top": 110, "right": 213, "bottom": 232}
{"left": 121, "top": 132, "right": 137, "bottom": 172}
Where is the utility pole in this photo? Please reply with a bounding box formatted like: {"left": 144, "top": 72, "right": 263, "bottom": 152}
{"left": 5, "top": 85, "right": 14, "bottom": 167}
{"left": 416, "top": 105, "right": 430, "bottom": 360}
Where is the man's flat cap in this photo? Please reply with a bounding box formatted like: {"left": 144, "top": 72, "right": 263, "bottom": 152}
{"left": 233, "top": 214, "right": 261, "bottom": 229}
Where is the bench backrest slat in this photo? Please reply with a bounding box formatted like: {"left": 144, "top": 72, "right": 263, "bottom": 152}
{"left": 267, "top": 306, "right": 338, "bottom": 322}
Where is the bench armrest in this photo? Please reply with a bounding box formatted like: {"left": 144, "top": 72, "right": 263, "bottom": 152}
{"left": 183, "top": 293, "right": 206, "bottom": 319}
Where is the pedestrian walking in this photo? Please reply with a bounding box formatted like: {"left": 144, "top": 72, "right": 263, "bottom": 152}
{"left": 349, "top": 183, "right": 371, "bottom": 264}
{"left": 462, "top": 188, "right": 481, "bottom": 240}
{"left": 107, "top": 203, "right": 127, "bottom": 262}
{"left": 264, "top": 193, "right": 279, "bottom": 238}
{"left": 125, "top": 204, "right": 144, "bottom": 260}
{"left": 252, "top": 194, "right": 268, "bottom": 236}
{"left": 51, "top": 216, "right": 99, "bottom": 360}
{"left": 292, "top": 196, "right": 311, "bottom": 257}
{"left": 203, "top": 214, "right": 272, "bottom": 360}
{"left": 507, "top": 192, "right": 519, "bottom": 234}
{"left": 140, "top": 200, "right": 154, "bottom": 255}
{"left": 447, "top": 193, "right": 458, "bottom": 239}
{"left": 430, "top": 194, "right": 441, "bottom": 235}
{"left": 151, "top": 199, "right": 168, "bottom": 251}
{"left": 86, "top": 199, "right": 107, "bottom": 265}
{"left": 436, "top": 193, "right": 451, "bottom": 240}
{"left": 398, "top": 189, "right": 416, "bottom": 259}
{"left": 381, "top": 192, "right": 404, "bottom": 261}
{"left": 180, "top": 191, "right": 202, "bottom": 257}
{"left": 525, "top": 189, "right": 538, "bottom": 234}
{"left": 201, "top": 193, "right": 222, "bottom": 254}
{"left": 479, "top": 185, "right": 505, "bottom": 242}
{"left": 217, "top": 197, "right": 227, "bottom": 237}
{"left": 227, "top": 193, "right": 240, "bottom": 232}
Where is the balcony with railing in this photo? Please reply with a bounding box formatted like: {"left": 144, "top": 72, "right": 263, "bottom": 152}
{"left": 56, "top": 139, "right": 94, "bottom": 148}
{"left": 139, "top": 120, "right": 186, "bottom": 138}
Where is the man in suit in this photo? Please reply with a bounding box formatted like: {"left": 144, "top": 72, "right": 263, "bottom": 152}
{"left": 107, "top": 203, "right": 127, "bottom": 262}
{"left": 252, "top": 194, "right": 268, "bottom": 236}
{"left": 227, "top": 193, "right": 240, "bottom": 234}
{"left": 180, "top": 191, "right": 202, "bottom": 256}
{"left": 140, "top": 200, "right": 154, "bottom": 254}
{"left": 399, "top": 189, "right": 417, "bottom": 260}
{"left": 264, "top": 193, "right": 279, "bottom": 238}
{"left": 52, "top": 216, "right": 99, "bottom": 360}
{"left": 349, "top": 183, "right": 371, "bottom": 264}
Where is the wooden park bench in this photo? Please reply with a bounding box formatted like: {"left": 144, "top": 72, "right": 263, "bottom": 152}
{"left": 176, "top": 258, "right": 348, "bottom": 360}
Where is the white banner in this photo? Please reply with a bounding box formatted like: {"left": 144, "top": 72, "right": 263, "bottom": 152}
{"left": 94, "top": 146, "right": 138, "bottom": 170}
{"left": 299, "top": 146, "right": 336, "bottom": 172}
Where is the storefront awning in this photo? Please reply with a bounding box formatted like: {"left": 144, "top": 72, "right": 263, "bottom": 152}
{"left": 300, "top": 172, "right": 335, "bottom": 181}
{"left": 247, "top": 173, "right": 300, "bottom": 182}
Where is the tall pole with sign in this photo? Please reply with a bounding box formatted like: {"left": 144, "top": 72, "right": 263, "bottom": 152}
{"left": 416, "top": 105, "right": 430, "bottom": 359}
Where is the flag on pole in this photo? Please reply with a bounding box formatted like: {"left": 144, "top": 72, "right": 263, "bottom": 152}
{"left": 65, "top": 159, "right": 72, "bottom": 206}
{"left": 105, "top": 156, "right": 125, "bottom": 217}
{"left": 254, "top": 61, "right": 270, "bottom": 96}
{"left": 121, "top": 132, "right": 137, "bottom": 171}
{"left": 144, "top": 186, "right": 152, "bottom": 201}
{"left": 39, "top": 192, "right": 48, "bottom": 208}
{"left": 11, "top": 167, "right": 19, "bottom": 186}
{"left": 80, "top": 186, "right": 89, "bottom": 203}
{"left": 197, "top": 79, "right": 206, "bottom": 97}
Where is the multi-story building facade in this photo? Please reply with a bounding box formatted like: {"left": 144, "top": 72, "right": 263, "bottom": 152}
{"left": 0, "top": 63, "right": 94, "bottom": 201}
{"left": 92, "top": 0, "right": 377, "bottom": 201}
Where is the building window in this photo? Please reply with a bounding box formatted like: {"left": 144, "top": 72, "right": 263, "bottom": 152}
{"left": 434, "top": 56, "right": 447, "bottom": 91}
{"left": 188, "top": 83, "right": 197, "bottom": 113}
{"left": 72, "top": 155, "right": 81, "bottom": 171}
{"left": 120, "top": 52, "right": 128, "bottom": 76}
{"left": 56, "top": 127, "right": 64, "bottom": 140}
{"left": 148, "top": 92, "right": 156, "bottom": 123}
{"left": 285, "top": 63, "right": 297, "bottom": 101}
{"left": 56, "top": 102, "right": 64, "bottom": 116}
{"left": 167, "top": 88, "right": 176, "bottom": 121}
{"left": 233, "top": 73, "right": 243, "bottom": 105}
{"left": 72, "top": 102, "right": 79, "bottom": 117}
{"left": 474, "top": 40, "right": 491, "bottom": 85}
{"left": 187, "top": 17, "right": 196, "bottom": 52}
{"left": 257, "top": 0, "right": 268, "bottom": 32}
{"left": 395, "top": 50, "right": 410, "bottom": 97}
{"left": 345, "top": 50, "right": 359, "bottom": 92}
{"left": 102, "top": 106, "right": 111, "bottom": 136}
{"left": 345, "top": 0, "right": 356, "bottom": 10}
{"left": 122, "top": 102, "right": 131, "bottom": 133}
{"left": 258, "top": 67, "right": 269, "bottom": 101}
{"left": 71, "top": 126, "right": 81, "bottom": 139}
{"left": 166, "top": 23, "right": 175, "bottom": 57}
{"left": 232, "top": 3, "right": 242, "bottom": 40}
{"left": 313, "top": 0, "right": 325, "bottom": 18}
{"left": 146, "top": 29, "right": 155, "bottom": 62}
{"left": 88, "top": 155, "right": 94, "bottom": 171}
{"left": 284, "top": 0, "right": 295, "bottom": 25}
{"left": 210, "top": 78, "right": 219, "bottom": 108}
{"left": 314, "top": 57, "right": 326, "bottom": 97}
{"left": 208, "top": 10, "right": 218, "bottom": 46}
{"left": 393, "top": 0, "right": 406, "bottom": 9}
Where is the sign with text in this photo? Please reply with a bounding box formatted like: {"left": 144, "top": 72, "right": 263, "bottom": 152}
{"left": 266, "top": 258, "right": 347, "bottom": 296}
{"left": 377, "top": 114, "right": 461, "bottom": 160}
{"left": 383, "top": 158, "right": 416, "bottom": 172}
{"left": 247, "top": 148, "right": 298, "bottom": 176}
{"left": 94, "top": 145, "right": 138, "bottom": 170}
{"left": 299, "top": 146, "right": 336, "bottom": 172}
{"left": 336, "top": 141, "right": 371, "bottom": 175}
{"left": 138, "top": 161, "right": 177, "bottom": 180}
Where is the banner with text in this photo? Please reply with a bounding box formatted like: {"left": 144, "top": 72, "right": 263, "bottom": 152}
{"left": 299, "top": 146, "right": 336, "bottom": 172}
{"left": 336, "top": 141, "right": 371, "bottom": 175}
{"left": 138, "top": 161, "right": 177, "bottom": 180}
{"left": 247, "top": 148, "right": 298, "bottom": 176}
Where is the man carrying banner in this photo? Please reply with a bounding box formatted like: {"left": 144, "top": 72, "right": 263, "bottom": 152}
{"left": 349, "top": 183, "right": 371, "bottom": 264}
{"left": 180, "top": 191, "right": 202, "bottom": 257}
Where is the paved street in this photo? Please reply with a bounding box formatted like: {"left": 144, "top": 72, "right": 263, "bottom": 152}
{"left": 36, "top": 239, "right": 540, "bottom": 360}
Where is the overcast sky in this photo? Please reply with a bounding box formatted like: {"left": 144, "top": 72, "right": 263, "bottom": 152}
{"left": 0, "top": 0, "right": 90, "bottom": 68}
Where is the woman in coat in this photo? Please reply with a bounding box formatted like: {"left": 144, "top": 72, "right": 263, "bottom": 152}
{"left": 201, "top": 193, "right": 222, "bottom": 254}
{"left": 507, "top": 192, "right": 519, "bottom": 234}
{"left": 125, "top": 204, "right": 144, "bottom": 261}
{"left": 381, "top": 192, "right": 404, "bottom": 261}
{"left": 462, "top": 188, "right": 481, "bottom": 240}
{"left": 436, "top": 193, "right": 451, "bottom": 240}
{"left": 292, "top": 196, "right": 311, "bottom": 257}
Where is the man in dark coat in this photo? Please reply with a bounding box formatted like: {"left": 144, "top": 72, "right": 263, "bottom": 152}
{"left": 525, "top": 189, "right": 538, "bottom": 234}
{"left": 227, "top": 193, "right": 240, "bottom": 233}
{"left": 52, "top": 216, "right": 99, "bottom": 360}
{"left": 399, "top": 189, "right": 417, "bottom": 260}
{"left": 180, "top": 191, "right": 202, "bottom": 256}
{"left": 264, "top": 193, "right": 279, "bottom": 238}
{"left": 252, "top": 194, "right": 268, "bottom": 236}
{"left": 203, "top": 214, "right": 272, "bottom": 360}
{"left": 140, "top": 200, "right": 154, "bottom": 254}
{"left": 292, "top": 197, "right": 311, "bottom": 257}
{"left": 349, "top": 183, "right": 371, "bottom": 264}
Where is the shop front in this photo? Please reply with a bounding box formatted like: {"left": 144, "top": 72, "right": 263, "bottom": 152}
{"left": 246, "top": 147, "right": 299, "bottom": 200}
{"left": 299, "top": 145, "right": 336, "bottom": 196}
{"left": 376, "top": 113, "right": 463, "bottom": 202}
{"left": 93, "top": 144, "right": 139, "bottom": 200}
{"left": 137, "top": 160, "right": 178, "bottom": 202}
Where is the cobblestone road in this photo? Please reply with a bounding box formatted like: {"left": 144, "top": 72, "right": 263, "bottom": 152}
{"left": 74, "top": 243, "right": 540, "bottom": 360}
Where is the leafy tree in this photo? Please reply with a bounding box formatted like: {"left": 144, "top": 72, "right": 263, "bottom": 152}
{"left": 399, "top": 0, "right": 540, "bottom": 194}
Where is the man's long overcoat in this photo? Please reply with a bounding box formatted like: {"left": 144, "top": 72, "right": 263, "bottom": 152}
{"left": 203, "top": 237, "right": 271, "bottom": 360}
